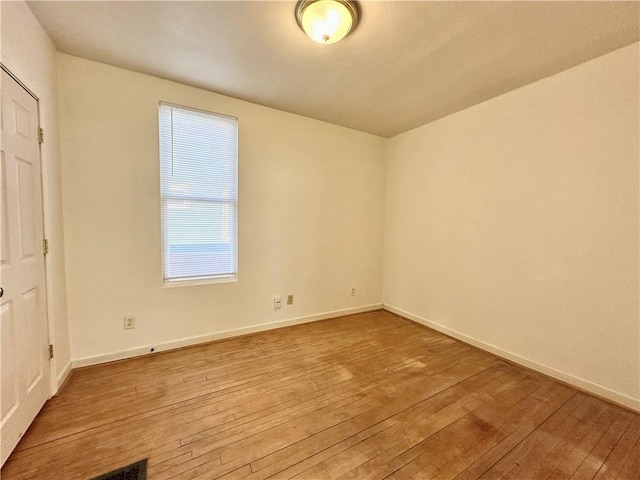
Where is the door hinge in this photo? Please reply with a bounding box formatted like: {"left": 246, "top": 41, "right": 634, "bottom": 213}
{"left": 38, "top": 127, "right": 44, "bottom": 144}
{"left": 43, "top": 239, "right": 49, "bottom": 256}
{"left": 49, "top": 344, "right": 54, "bottom": 359}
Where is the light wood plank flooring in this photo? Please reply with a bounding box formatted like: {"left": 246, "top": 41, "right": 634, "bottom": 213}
{"left": 2, "top": 310, "right": 639, "bottom": 480}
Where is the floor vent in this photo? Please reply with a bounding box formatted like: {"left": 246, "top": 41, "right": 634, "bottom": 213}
{"left": 90, "top": 458, "right": 147, "bottom": 480}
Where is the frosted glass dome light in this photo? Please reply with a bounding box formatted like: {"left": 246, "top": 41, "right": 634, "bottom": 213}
{"left": 295, "top": 0, "right": 359, "bottom": 45}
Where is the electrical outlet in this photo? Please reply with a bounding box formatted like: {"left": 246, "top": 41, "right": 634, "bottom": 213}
{"left": 350, "top": 287, "right": 356, "bottom": 296}
{"left": 273, "top": 296, "right": 282, "bottom": 309}
{"left": 124, "top": 316, "right": 136, "bottom": 330}
{"left": 287, "top": 295, "right": 294, "bottom": 305}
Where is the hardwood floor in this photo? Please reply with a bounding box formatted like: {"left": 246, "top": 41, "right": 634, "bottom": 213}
{"left": 2, "top": 310, "right": 638, "bottom": 480}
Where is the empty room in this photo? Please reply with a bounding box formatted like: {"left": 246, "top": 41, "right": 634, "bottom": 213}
{"left": 1, "top": 1, "right": 639, "bottom": 479}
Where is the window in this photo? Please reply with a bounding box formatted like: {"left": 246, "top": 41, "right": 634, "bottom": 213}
{"left": 159, "top": 102, "right": 238, "bottom": 286}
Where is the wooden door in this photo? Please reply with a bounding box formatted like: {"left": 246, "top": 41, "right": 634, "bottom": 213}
{"left": 0, "top": 68, "right": 51, "bottom": 466}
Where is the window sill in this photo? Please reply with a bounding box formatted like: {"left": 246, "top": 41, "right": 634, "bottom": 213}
{"left": 163, "top": 274, "right": 238, "bottom": 288}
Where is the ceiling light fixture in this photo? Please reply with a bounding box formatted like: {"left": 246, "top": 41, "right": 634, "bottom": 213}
{"left": 295, "top": 0, "right": 359, "bottom": 45}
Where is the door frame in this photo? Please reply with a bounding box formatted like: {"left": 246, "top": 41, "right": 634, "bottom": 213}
{"left": 1, "top": 63, "right": 56, "bottom": 397}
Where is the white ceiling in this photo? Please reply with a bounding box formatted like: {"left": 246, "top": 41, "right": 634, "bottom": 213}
{"left": 28, "top": 1, "right": 639, "bottom": 137}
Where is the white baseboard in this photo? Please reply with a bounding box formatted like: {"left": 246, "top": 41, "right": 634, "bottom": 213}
{"left": 56, "top": 360, "right": 72, "bottom": 392}
{"left": 384, "top": 304, "right": 640, "bottom": 412}
{"left": 72, "top": 303, "right": 383, "bottom": 369}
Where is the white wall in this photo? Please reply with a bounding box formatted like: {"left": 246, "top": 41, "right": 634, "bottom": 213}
{"left": 56, "top": 54, "right": 386, "bottom": 365}
{"left": 1, "top": 1, "right": 71, "bottom": 390}
{"left": 384, "top": 43, "right": 640, "bottom": 409}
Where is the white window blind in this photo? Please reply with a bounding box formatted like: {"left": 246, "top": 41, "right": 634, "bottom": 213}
{"left": 159, "top": 103, "right": 238, "bottom": 285}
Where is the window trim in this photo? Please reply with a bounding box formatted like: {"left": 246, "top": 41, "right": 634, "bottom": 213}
{"left": 158, "top": 101, "right": 239, "bottom": 287}
{"left": 163, "top": 274, "right": 238, "bottom": 289}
